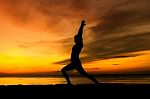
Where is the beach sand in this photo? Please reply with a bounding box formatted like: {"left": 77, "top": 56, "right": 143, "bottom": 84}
{"left": 0, "top": 83, "right": 149, "bottom": 98}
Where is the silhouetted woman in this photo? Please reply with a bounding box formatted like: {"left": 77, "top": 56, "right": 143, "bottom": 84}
{"left": 61, "top": 20, "right": 99, "bottom": 85}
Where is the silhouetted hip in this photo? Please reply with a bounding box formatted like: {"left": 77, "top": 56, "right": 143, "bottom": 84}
{"left": 71, "top": 57, "right": 81, "bottom": 64}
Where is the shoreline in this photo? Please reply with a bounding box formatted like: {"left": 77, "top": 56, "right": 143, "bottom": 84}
{"left": 0, "top": 82, "right": 150, "bottom": 86}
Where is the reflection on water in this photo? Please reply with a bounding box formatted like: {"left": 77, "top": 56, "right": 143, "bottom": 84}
{"left": 0, "top": 76, "right": 150, "bottom": 85}
{"left": 0, "top": 77, "right": 66, "bottom": 85}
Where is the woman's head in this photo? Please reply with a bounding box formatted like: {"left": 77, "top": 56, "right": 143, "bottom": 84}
{"left": 74, "top": 35, "right": 80, "bottom": 43}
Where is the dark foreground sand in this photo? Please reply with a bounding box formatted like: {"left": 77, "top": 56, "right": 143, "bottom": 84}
{"left": 0, "top": 83, "right": 149, "bottom": 98}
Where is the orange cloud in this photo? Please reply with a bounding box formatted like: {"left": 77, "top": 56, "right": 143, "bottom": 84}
{"left": 0, "top": 0, "right": 150, "bottom": 74}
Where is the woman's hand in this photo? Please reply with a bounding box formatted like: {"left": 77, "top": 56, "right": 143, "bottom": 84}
{"left": 81, "top": 20, "right": 86, "bottom": 26}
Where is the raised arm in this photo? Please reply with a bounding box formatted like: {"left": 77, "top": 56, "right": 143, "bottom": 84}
{"left": 77, "top": 20, "right": 86, "bottom": 38}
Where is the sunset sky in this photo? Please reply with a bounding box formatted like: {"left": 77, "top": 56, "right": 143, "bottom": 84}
{"left": 0, "top": 0, "right": 150, "bottom": 75}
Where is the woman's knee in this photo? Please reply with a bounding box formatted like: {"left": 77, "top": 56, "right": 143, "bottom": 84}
{"left": 79, "top": 70, "right": 88, "bottom": 76}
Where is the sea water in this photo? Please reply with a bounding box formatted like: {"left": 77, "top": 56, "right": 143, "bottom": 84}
{"left": 0, "top": 75, "right": 150, "bottom": 85}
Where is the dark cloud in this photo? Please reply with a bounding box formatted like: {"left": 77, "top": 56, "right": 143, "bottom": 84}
{"left": 86, "top": 68, "right": 100, "bottom": 70}
{"left": 18, "top": 38, "right": 73, "bottom": 50}
{"left": 113, "top": 64, "right": 119, "bottom": 66}
{"left": 55, "top": 31, "right": 150, "bottom": 65}
{"left": 91, "top": 9, "right": 135, "bottom": 36}
{"left": 18, "top": 40, "right": 52, "bottom": 48}
{"left": 54, "top": 43, "right": 142, "bottom": 65}
{"left": 83, "top": 32, "right": 150, "bottom": 62}
{"left": 54, "top": 0, "right": 150, "bottom": 65}
{"left": 54, "top": 58, "right": 69, "bottom": 65}
{"left": 18, "top": 44, "right": 31, "bottom": 49}
{"left": 90, "top": 5, "right": 150, "bottom": 40}
{"left": 1, "top": 0, "right": 150, "bottom": 66}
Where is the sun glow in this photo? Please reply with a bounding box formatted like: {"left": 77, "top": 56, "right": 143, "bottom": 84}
{"left": 0, "top": 0, "right": 149, "bottom": 75}
{"left": 84, "top": 50, "right": 150, "bottom": 74}
{"left": 5, "top": 48, "right": 29, "bottom": 57}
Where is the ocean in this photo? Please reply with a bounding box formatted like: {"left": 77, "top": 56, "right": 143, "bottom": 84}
{"left": 0, "top": 75, "right": 150, "bottom": 85}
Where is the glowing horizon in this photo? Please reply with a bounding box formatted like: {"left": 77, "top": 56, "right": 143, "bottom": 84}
{"left": 0, "top": 0, "right": 150, "bottom": 75}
